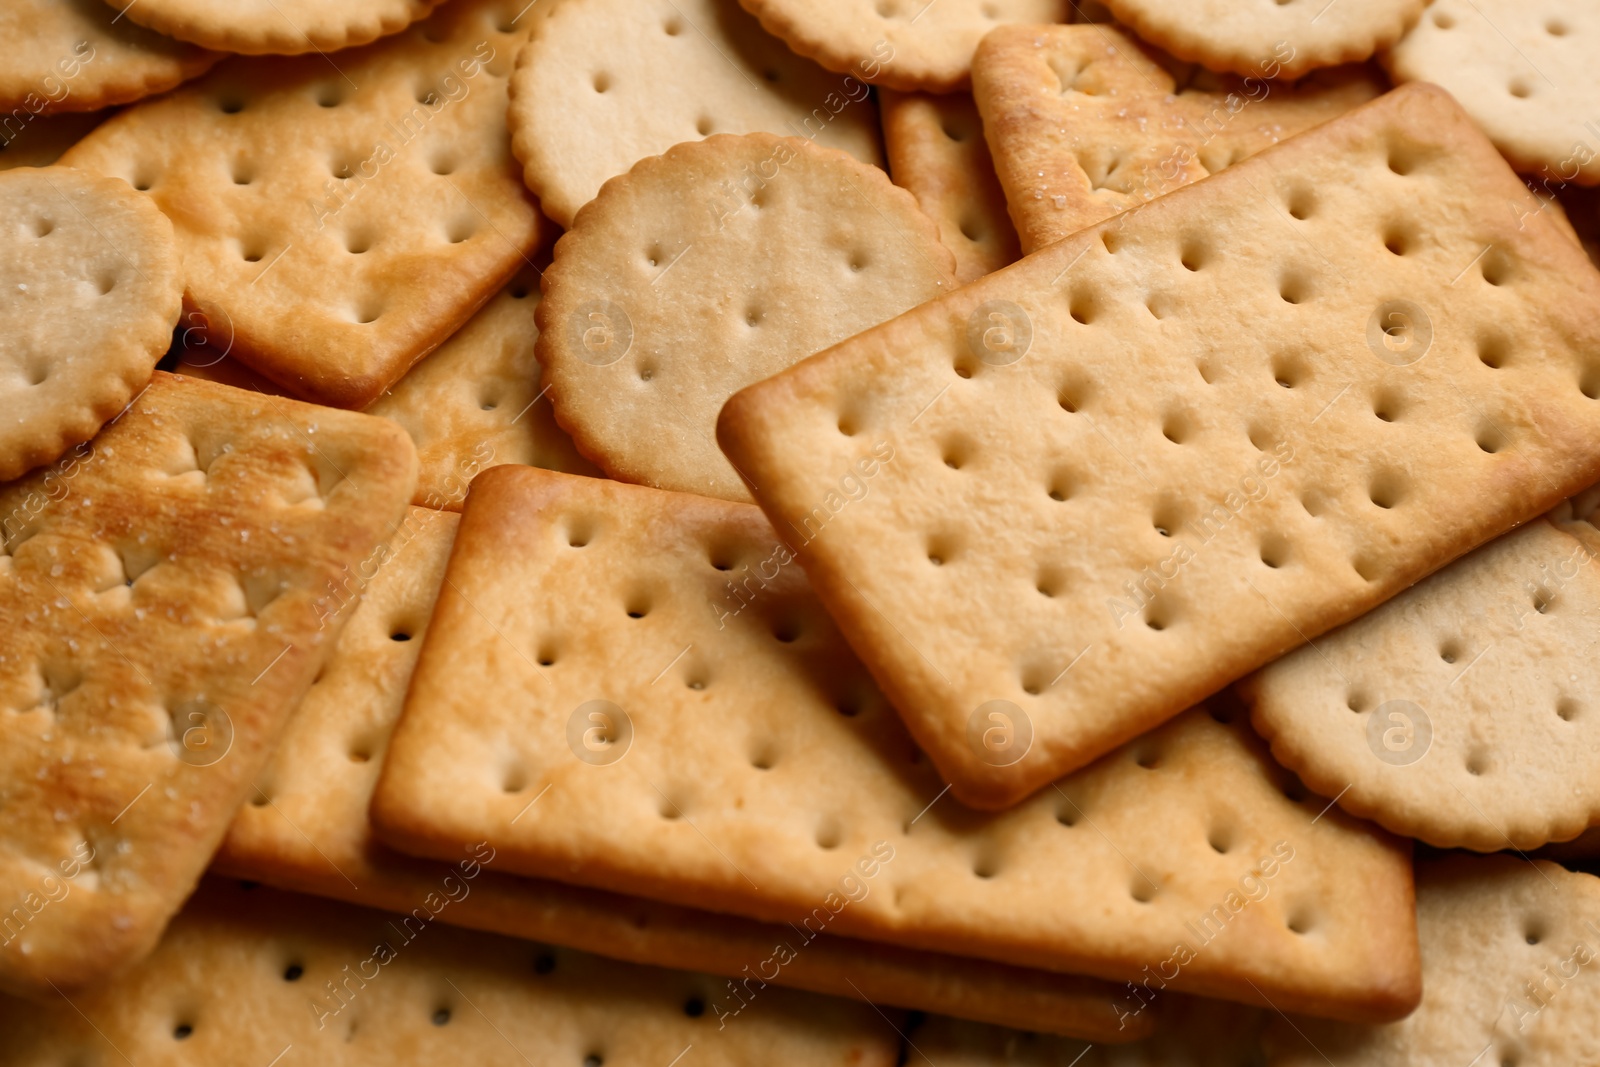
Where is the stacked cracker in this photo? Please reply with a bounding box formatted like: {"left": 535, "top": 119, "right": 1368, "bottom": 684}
{"left": 4, "top": 0, "right": 1600, "bottom": 1062}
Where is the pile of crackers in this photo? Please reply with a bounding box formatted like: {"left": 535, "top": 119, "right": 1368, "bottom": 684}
{"left": 4, "top": 0, "right": 1600, "bottom": 1061}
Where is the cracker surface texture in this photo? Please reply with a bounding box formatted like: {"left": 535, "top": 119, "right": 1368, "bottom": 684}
{"left": 717, "top": 84, "right": 1600, "bottom": 808}
{"left": 0, "top": 878, "right": 901, "bottom": 1065}
{"left": 1265, "top": 857, "right": 1600, "bottom": 1065}
{"left": 882, "top": 90, "right": 1021, "bottom": 282}
{"left": 1244, "top": 488, "right": 1600, "bottom": 852}
{"left": 1, "top": 166, "right": 181, "bottom": 482}
{"left": 537, "top": 134, "right": 955, "bottom": 503}
{"left": 1098, "top": 0, "right": 1423, "bottom": 78}
{"left": 972, "top": 25, "right": 1381, "bottom": 253}
{"left": 0, "top": 0, "right": 217, "bottom": 115}
{"left": 104, "top": 0, "right": 446, "bottom": 56}
{"left": 736, "top": 0, "right": 1071, "bottom": 92}
{"left": 0, "top": 372, "right": 416, "bottom": 998}
{"left": 1387, "top": 0, "right": 1600, "bottom": 185}
{"left": 215, "top": 501, "right": 1139, "bottom": 1041}
{"left": 60, "top": 0, "right": 548, "bottom": 410}
{"left": 507, "top": 0, "right": 886, "bottom": 228}
{"left": 372, "top": 467, "right": 1420, "bottom": 1023}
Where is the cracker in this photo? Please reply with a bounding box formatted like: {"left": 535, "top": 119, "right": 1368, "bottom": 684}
{"left": 717, "top": 84, "right": 1600, "bottom": 809}
{"left": 108, "top": 0, "right": 446, "bottom": 57}
{"left": 882, "top": 90, "right": 1020, "bottom": 283}
{"left": 0, "top": 878, "right": 900, "bottom": 1063}
{"left": 0, "top": 0, "right": 217, "bottom": 116}
{"left": 0, "top": 372, "right": 415, "bottom": 998}
{"left": 1386, "top": 0, "right": 1600, "bottom": 185}
{"left": 972, "top": 25, "right": 1382, "bottom": 254}
{"left": 1, "top": 165, "right": 181, "bottom": 482}
{"left": 372, "top": 466, "right": 1420, "bottom": 1024}
{"left": 736, "top": 0, "right": 1071, "bottom": 92}
{"left": 1241, "top": 490, "right": 1600, "bottom": 852}
{"left": 0, "top": 112, "right": 110, "bottom": 172}
{"left": 911, "top": 994, "right": 1266, "bottom": 1065}
{"left": 60, "top": 0, "right": 549, "bottom": 410}
{"left": 1264, "top": 856, "right": 1600, "bottom": 1065}
{"left": 214, "top": 502, "right": 1142, "bottom": 1042}
{"left": 506, "top": 0, "right": 886, "bottom": 229}
{"left": 1096, "top": 0, "right": 1423, "bottom": 79}
{"left": 536, "top": 134, "right": 955, "bottom": 503}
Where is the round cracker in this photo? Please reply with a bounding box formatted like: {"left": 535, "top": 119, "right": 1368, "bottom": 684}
{"left": 735, "top": 0, "right": 1071, "bottom": 92}
{"left": 103, "top": 0, "right": 447, "bottom": 56}
{"left": 0, "top": 166, "right": 182, "bottom": 481}
{"left": 535, "top": 133, "right": 956, "bottom": 502}
{"left": 1097, "top": 0, "right": 1424, "bottom": 79}
{"left": 507, "top": 0, "right": 886, "bottom": 228}
{"left": 0, "top": 0, "right": 218, "bottom": 115}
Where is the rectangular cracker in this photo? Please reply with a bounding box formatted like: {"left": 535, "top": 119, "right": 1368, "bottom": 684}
{"left": 371, "top": 466, "right": 1420, "bottom": 1024}
{"left": 881, "top": 90, "right": 1020, "bottom": 283}
{"left": 174, "top": 266, "right": 598, "bottom": 510}
{"left": 214, "top": 503, "right": 1142, "bottom": 1041}
{"left": 59, "top": 0, "right": 549, "bottom": 410}
{"left": 972, "top": 24, "right": 1380, "bottom": 254}
{"left": 716, "top": 83, "right": 1600, "bottom": 809}
{"left": 0, "top": 371, "right": 415, "bottom": 998}
{"left": 0, "top": 878, "right": 900, "bottom": 1065}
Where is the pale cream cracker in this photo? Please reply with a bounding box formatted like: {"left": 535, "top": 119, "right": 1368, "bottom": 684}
{"left": 213, "top": 502, "right": 1146, "bottom": 1041}
{"left": 535, "top": 133, "right": 956, "bottom": 504}
{"left": 972, "top": 24, "right": 1382, "bottom": 254}
{"left": 103, "top": 0, "right": 447, "bottom": 57}
{"left": 1242, "top": 486, "right": 1600, "bottom": 853}
{"left": 1264, "top": 856, "right": 1600, "bottom": 1066}
{"left": 716, "top": 84, "right": 1600, "bottom": 810}
{"left": 60, "top": 0, "right": 550, "bottom": 410}
{"left": 881, "top": 89, "right": 1021, "bottom": 283}
{"left": 371, "top": 466, "right": 1420, "bottom": 1024}
{"left": 1, "top": 165, "right": 182, "bottom": 483}
{"left": 0, "top": 371, "right": 415, "bottom": 999}
{"left": 0, "top": 877, "right": 902, "bottom": 1064}
{"left": 1097, "top": 0, "right": 1424, "bottom": 79}
{"left": 506, "top": 0, "right": 886, "bottom": 229}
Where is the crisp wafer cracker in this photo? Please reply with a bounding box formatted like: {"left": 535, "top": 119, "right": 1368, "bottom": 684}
{"left": 1387, "top": 0, "right": 1599, "bottom": 185}
{"left": 1, "top": 166, "right": 181, "bottom": 482}
{"left": 0, "top": 878, "right": 900, "bottom": 1064}
{"left": 1097, "top": 0, "right": 1423, "bottom": 79}
{"left": 0, "top": 0, "right": 217, "bottom": 115}
{"left": 912, "top": 995, "right": 1265, "bottom": 1065}
{"left": 107, "top": 0, "right": 446, "bottom": 57}
{"left": 214, "top": 503, "right": 1142, "bottom": 1041}
{"left": 736, "top": 0, "right": 1071, "bottom": 92}
{"left": 372, "top": 467, "right": 1420, "bottom": 1024}
{"left": 972, "top": 25, "right": 1382, "bottom": 254}
{"left": 1242, "top": 488, "right": 1600, "bottom": 853}
{"left": 0, "top": 112, "right": 109, "bottom": 172}
{"left": 61, "top": 0, "right": 549, "bottom": 410}
{"left": 882, "top": 90, "right": 1020, "bottom": 283}
{"left": 536, "top": 134, "right": 955, "bottom": 503}
{"left": 174, "top": 268, "right": 600, "bottom": 509}
{"left": 1264, "top": 856, "right": 1600, "bottom": 1066}
{"left": 0, "top": 372, "right": 415, "bottom": 998}
{"left": 506, "top": 0, "right": 886, "bottom": 229}
{"left": 717, "top": 84, "right": 1600, "bottom": 809}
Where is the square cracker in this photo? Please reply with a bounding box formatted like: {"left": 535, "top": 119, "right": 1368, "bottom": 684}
{"left": 0, "top": 878, "right": 901, "bottom": 1065}
{"left": 60, "top": 0, "right": 549, "bottom": 410}
{"left": 972, "top": 24, "right": 1382, "bottom": 254}
{"left": 1264, "top": 856, "right": 1600, "bottom": 1066}
{"left": 882, "top": 89, "right": 1021, "bottom": 283}
{"left": 1242, "top": 488, "right": 1600, "bottom": 853}
{"left": 372, "top": 466, "right": 1420, "bottom": 1024}
{"left": 716, "top": 83, "right": 1600, "bottom": 809}
{"left": 0, "top": 371, "right": 415, "bottom": 998}
{"left": 215, "top": 502, "right": 1141, "bottom": 1041}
